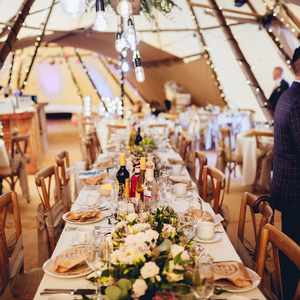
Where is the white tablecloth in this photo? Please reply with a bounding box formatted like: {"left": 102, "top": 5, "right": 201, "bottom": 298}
{"left": 236, "top": 133, "right": 258, "bottom": 186}
{"left": 0, "top": 139, "right": 9, "bottom": 168}
{"left": 34, "top": 145, "right": 265, "bottom": 300}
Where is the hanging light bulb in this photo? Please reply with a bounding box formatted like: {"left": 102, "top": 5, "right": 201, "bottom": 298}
{"left": 121, "top": 48, "right": 128, "bottom": 58}
{"left": 121, "top": 59, "right": 130, "bottom": 73}
{"left": 133, "top": 51, "right": 145, "bottom": 82}
{"left": 115, "top": 32, "right": 128, "bottom": 53}
{"left": 60, "top": 0, "right": 85, "bottom": 17}
{"left": 117, "top": 0, "right": 132, "bottom": 17}
{"left": 94, "top": 11, "right": 107, "bottom": 31}
{"left": 124, "top": 17, "right": 139, "bottom": 51}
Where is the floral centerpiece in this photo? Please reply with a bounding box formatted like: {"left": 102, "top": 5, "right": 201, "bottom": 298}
{"left": 88, "top": 207, "right": 196, "bottom": 300}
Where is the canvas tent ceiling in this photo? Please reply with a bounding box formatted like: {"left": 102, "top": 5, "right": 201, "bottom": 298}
{"left": 0, "top": 0, "right": 299, "bottom": 121}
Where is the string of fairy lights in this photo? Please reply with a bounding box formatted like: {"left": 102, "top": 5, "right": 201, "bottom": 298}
{"left": 20, "top": 0, "right": 56, "bottom": 91}
{"left": 261, "top": 0, "right": 300, "bottom": 35}
{"left": 187, "top": 0, "right": 227, "bottom": 104}
{"left": 74, "top": 48, "right": 108, "bottom": 112}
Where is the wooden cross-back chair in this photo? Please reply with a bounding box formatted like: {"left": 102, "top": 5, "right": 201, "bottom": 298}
{"left": 56, "top": 151, "right": 72, "bottom": 212}
{"left": 0, "top": 191, "right": 22, "bottom": 295}
{"left": 202, "top": 165, "right": 226, "bottom": 214}
{"left": 84, "top": 135, "right": 98, "bottom": 170}
{"left": 35, "top": 166, "right": 65, "bottom": 262}
{"left": 256, "top": 224, "right": 300, "bottom": 300}
{"left": 0, "top": 134, "right": 30, "bottom": 202}
{"left": 219, "top": 127, "right": 242, "bottom": 193}
{"left": 237, "top": 192, "right": 273, "bottom": 268}
{"left": 186, "top": 151, "right": 208, "bottom": 198}
{"left": 179, "top": 135, "right": 192, "bottom": 162}
{"left": 0, "top": 192, "right": 42, "bottom": 300}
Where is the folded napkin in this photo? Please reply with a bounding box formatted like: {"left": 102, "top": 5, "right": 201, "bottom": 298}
{"left": 213, "top": 261, "right": 252, "bottom": 288}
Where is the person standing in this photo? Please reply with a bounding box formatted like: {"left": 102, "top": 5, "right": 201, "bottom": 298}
{"left": 268, "top": 66, "right": 289, "bottom": 112}
{"left": 271, "top": 47, "right": 300, "bottom": 299}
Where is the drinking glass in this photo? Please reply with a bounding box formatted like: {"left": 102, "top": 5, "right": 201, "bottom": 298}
{"left": 192, "top": 254, "right": 214, "bottom": 299}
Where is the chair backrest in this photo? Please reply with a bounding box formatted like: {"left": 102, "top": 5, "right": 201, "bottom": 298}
{"left": 256, "top": 224, "right": 300, "bottom": 300}
{"left": 195, "top": 152, "right": 208, "bottom": 197}
{"left": 202, "top": 166, "right": 226, "bottom": 214}
{"left": 220, "top": 127, "right": 233, "bottom": 159}
{"left": 35, "top": 166, "right": 64, "bottom": 257}
{"left": 253, "top": 130, "right": 274, "bottom": 150}
{"left": 0, "top": 192, "right": 23, "bottom": 294}
{"left": 56, "top": 151, "right": 72, "bottom": 212}
{"left": 238, "top": 193, "right": 273, "bottom": 258}
{"left": 179, "top": 135, "right": 192, "bottom": 162}
{"left": 187, "top": 151, "right": 208, "bottom": 197}
{"left": 10, "top": 134, "right": 29, "bottom": 159}
{"left": 35, "top": 166, "right": 61, "bottom": 211}
{"left": 56, "top": 151, "right": 70, "bottom": 186}
{"left": 84, "top": 136, "right": 98, "bottom": 170}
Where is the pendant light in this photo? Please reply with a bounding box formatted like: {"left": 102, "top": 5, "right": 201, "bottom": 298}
{"left": 133, "top": 51, "right": 145, "bottom": 82}
{"left": 94, "top": 0, "right": 107, "bottom": 31}
{"left": 117, "top": 0, "right": 133, "bottom": 17}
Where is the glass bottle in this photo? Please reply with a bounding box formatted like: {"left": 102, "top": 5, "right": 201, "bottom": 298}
{"left": 116, "top": 153, "right": 130, "bottom": 200}
{"left": 135, "top": 127, "right": 143, "bottom": 145}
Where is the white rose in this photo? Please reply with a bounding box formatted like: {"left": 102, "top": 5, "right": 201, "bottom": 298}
{"left": 126, "top": 213, "right": 138, "bottom": 223}
{"left": 132, "top": 278, "right": 147, "bottom": 298}
{"left": 140, "top": 261, "right": 160, "bottom": 279}
{"left": 144, "top": 229, "right": 159, "bottom": 244}
{"left": 170, "top": 244, "right": 184, "bottom": 258}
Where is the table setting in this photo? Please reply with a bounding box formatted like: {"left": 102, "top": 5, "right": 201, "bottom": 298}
{"left": 34, "top": 120, "right": 266, "bottom": 300}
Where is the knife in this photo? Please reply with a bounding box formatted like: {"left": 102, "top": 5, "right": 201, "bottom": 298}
{"left": 41, "top": 288, "right": 96, "bottom": 296}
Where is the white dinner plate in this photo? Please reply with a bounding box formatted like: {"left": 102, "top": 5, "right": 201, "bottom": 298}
{"left": 195, "top": 233, "right": 222, "bottom": 244}
{"left": 215, "top": 268, "right": 261, "bottom": 293}
{"left": 43, "top": 258, "right": 92, "bottom": 279}
{"left": 62, "top": 211, "right": 105, "bottom": 225}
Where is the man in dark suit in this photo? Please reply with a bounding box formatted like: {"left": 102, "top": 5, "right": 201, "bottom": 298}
{"left": 268, "top": 66, "right": 289, "bottom": 112}
{"left": 271, "top": 47, "right": 300, "bottom": 299}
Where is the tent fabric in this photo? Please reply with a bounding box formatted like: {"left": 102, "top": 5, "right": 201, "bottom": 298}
{"left": 0, "top": 0, "right": 299, "bottom": 120}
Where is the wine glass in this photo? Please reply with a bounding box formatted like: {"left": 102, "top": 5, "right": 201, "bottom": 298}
{"left": 192, "top": 254, "right": 215, "bottom": 299}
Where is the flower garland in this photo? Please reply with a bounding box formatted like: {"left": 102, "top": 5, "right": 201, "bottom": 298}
{"left": 88, "top": 207, "right": 198, "bottom": 300}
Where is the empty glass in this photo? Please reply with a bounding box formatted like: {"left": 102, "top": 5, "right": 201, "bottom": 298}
{"left": 192, "top": 254, "right": 214, "bottom": 299}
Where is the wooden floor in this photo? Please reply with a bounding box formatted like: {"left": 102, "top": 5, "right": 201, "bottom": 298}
{"left": 5, "top": 119, "right": 280, "bottom": 271}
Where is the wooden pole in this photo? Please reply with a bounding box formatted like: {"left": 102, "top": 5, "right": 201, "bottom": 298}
{"left": 21, "top": 0, "right": 56, "bottom": 90}
{"left": 7, "top": 52, "right": 15, "bottom": 88}
{"left": 187, "top": 0, "right": 227, "bottom": 105}
{"left": 61, "top": 48, "right": 84, "bottom": 104}
{"left": 247, "top": 0, "right": 294, "bottom": 71}
{"left": 0, "top": 0, "right": 35, "bottom": 69}
{"left": 206, "top": 0, "right": 272, "bottom": 120}
{"left": 74, "top": 49, "right": 108, "bottom": 112}
{"left": 191, "top": 2, "right": 260, "bottom": 18}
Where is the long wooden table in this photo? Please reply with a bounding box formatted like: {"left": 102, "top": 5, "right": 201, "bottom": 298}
{"left": 34, "top": 142, "right": 266, "bottom": 299}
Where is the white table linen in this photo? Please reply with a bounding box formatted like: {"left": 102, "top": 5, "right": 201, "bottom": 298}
{"left": 34, "top": 145, "right": 265, "bottom": 300}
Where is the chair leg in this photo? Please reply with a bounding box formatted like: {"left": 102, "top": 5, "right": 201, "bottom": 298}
{"left": 227, "top": 166, "right": 231, "bottom": 193}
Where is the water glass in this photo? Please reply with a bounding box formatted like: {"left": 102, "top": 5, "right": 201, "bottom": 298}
{"left": 192, "top": 254, "right": 214, "bottom": 299}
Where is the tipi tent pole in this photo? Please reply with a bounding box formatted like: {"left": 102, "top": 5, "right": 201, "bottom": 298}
{"left": 0, "top": 0, "right": 35, "bottom": 70}
{"left": 61, "top": 48, "right": 84, "bottom": 105}
{"left": 187, "top": 0, "right": 227, "bottom": 105}
{"left": 207, "top": 0, "right": 272, "bottom": 121}
{"left": 74, "top": 49, "right": 108, "bottom": 112}
{"left": 7, "top": 52, "right": 15, "bottom": 88}
{"left": 20, "top": 0, "right": 56, "bottom": 91}
{"left": 247, "top": 0, "right": 294, "bottom": 71}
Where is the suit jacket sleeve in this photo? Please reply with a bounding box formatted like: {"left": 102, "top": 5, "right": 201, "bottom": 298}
{"left": 290, "top": 100, "right": 300, "bottom": 154}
